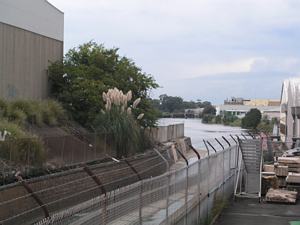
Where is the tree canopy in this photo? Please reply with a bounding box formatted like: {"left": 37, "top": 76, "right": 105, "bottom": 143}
{"left": 241, "top": 108, "right": 262, "bottom": 129}
{"left": 150, "top": 94, "right": 213, "bottom": 114}
{"left": 48, "top": 42, "right": 159, "bottom": 127}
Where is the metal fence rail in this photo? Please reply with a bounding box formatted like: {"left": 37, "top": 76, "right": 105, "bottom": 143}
{"left": 30, "top": 145, "right": 239, "bottom": 225}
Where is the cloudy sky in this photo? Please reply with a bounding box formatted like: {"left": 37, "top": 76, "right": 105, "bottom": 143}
{"left": 49, "top": 0, "right": 300, "bottom": 103}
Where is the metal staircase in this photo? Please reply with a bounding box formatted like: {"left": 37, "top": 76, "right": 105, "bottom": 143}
{"left": 234, "top": 139, "right": 263, "bottom": 200}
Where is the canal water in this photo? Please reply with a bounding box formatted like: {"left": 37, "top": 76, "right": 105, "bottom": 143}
{"left": 158, "top": 118, "right": 243, "bottom": 149}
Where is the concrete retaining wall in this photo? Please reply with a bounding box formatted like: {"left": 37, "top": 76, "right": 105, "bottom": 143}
{"left": 147, "top": 123, "right": 184, "bottom": 143}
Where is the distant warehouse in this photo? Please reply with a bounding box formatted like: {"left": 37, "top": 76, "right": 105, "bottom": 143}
{"left": 0, "top": 0, "right": 64, "bottom": 99}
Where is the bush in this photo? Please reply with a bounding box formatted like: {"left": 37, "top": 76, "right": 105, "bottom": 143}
{"left": 241, "top": 108, "right": 262, "bottom": 129}
{"left": 0, "top": 98, "right": 66, "bottom": 127}
{"left": 0, "top": 120, "right": 45, "bottom": 165}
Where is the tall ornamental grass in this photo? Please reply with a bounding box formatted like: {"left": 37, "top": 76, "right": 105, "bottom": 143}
{"left": 94, "top": 88, "right": 146, "bottom": 158}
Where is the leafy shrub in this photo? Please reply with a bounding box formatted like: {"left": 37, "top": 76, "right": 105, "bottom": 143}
{"left": 241, "top": 108, "right": 262, "bottom": 129}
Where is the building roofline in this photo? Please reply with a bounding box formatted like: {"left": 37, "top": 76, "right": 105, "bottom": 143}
{"left": 45, "top": 0, "right": 64, "bottom": 14}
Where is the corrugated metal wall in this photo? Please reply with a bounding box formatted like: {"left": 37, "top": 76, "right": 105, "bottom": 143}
{"left": 0, "top": 22, "right": 63, "bottom": 100}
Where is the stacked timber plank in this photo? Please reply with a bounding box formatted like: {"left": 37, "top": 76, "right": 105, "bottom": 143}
{"left": 286, "top": 173, "right": 300, "bottom": 184}
{"left": 263, "top": 153, "right": 300, "bottom": 203}
{"left": 266, "top": 188, "right": 297, "bottom": 204}
{"left": 278, "top": 157, "right": 300, "bottom": 173}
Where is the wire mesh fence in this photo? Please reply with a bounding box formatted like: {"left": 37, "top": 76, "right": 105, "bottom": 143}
{"left": 0, "top": 132, "right": 112, "bottom": 186}
{"left": 0, "top": 144, "right": 240, "bottom": 225}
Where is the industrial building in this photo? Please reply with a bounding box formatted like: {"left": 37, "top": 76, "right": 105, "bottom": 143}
{"left": 216, "top": 104, "right": 280, "bottom": 119}
{"left": 280, "top": 77, "right": 300, "bottom": 143}
{"left": 0, "top": 0, "right": 64, "bottom": 99}
{"left": 217, "top": 97, "right": 280, "bottom": 119}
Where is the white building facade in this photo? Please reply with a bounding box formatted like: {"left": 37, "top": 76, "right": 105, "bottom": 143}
{"left": 216, "top": 105, "right": 280, "bottom": 120}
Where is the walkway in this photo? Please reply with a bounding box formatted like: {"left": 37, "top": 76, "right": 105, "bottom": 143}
{"left": 214, "top": 198, "right": 300, "bottom": 225}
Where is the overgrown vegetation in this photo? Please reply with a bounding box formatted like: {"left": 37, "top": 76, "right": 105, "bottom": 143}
{"left": 0, "top": 99, "right": 66, "bottom": 127}
{"left": 0, "top": 99, "right": 67, "bottom": 165}
{"left": 48, "top": 41, "right": 159, "bottom": 127}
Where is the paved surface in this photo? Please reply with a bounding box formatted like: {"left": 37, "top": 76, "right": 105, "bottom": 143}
{"left": 214, "top": 198, "right": 300, "bottom": 225}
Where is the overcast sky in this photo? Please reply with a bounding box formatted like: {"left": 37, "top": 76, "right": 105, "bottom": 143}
{"left": 49, "top": 0, "right": 300, "bottom": 103}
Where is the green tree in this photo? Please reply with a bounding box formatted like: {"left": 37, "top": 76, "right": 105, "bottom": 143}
{"left": 241, "top": 108, "right": 262, "bottom": 129}
{"left": 159, "top": 94, "right": 184, "bottom": 113}
{"left": 48, "top": 42, "right": 159, "bottom": 127}
{"left": 202, "top": 105, "right": 216, "bottom": 115}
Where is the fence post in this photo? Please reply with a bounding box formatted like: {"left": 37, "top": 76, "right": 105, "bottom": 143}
{"left": 16, "top": 174, "right": 50, "bottom": 219}
{"left": 197, "top": 157, "right": 201, "bottom": 223}
{"left": 188, "top": 144, "right": 201, "bottom": 223}
{"left": 153, "top": 149, "right": 170, "bottom": 225}
{"left": 206, "top": 141, "right": 217, "bottom": 153}
{"left": 123, "top": 158, "right": 143, "bottom": 224}
{"left": 82, "top": 165, "right": 107, "bottom": 225}
{"left": 175, "top": 146, "right": 189, "bottom": 225}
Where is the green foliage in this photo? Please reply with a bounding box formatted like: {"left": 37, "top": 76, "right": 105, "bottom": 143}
{"left": 0, "top": 120, "right": 45, "bottom": 165}
{"left": 202, "top": 104, "right": 216, "bottom": 115}
{"left": 241, "top": 108, "right": 262, "bottom": 129}
{"left": 151, "top": 94, "right": 214, "bottom": 115}
{"left": 94, "top": 88, "right": 152, "bottom": 158}
{"left": 159, "top": 94, "right": 184, "bottom": 113}
{"left": 202, "top": 114, "right": 215, "bottom": 123}
{"left": 257, "top": 116, "right": 277, "bottom": 134}
{"left": 202, "top": 112, "right": 241, "bottom": 127}
{"left": 94, "top": 108, "right": 142, "bottom": 158}
{"left": 0, "top": 99, "right": 66, "bottom": 127}
{"left": 48, "top": 41, "right": 159, "bottom": 127}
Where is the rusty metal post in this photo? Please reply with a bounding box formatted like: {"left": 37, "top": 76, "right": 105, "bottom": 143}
{"left": 188, "top": 144, "right": 201, "bottom": 223}
{"left": 123, "top": 159, "right": 142, "bottom": 181}
{"left": 206, "top": 141, "right": 217, "bottom": 153}
{"left": 123, "top": 158, "right": 143, "bottom": 224}
{"left": 189, "top": 144, "right": 200, "bottom": 160}
{"left": 16, "top": 174, "right": 50, "bottom": 219}
{"left": 215, "top": 138, "right": 225, "bottom": 150}
{"left": 222, "top": 136, "right": 231, "bottom": 147}
{"left": 241, "top": 133, "right": 248, "bottom": 140}
{"left": 154, "top": 149, "right": 170, "bottom": 225}
{"left": 175, "top": 146, "right": 188, "bottom": 225}
{"left": 230, "top": 134, "right": 237, "bottom": 144}
{"left": 203, "top": 140, "right": 210, "bottom": 156}
{"left": 83, "top": 166, "right": 107, "bottom": 225}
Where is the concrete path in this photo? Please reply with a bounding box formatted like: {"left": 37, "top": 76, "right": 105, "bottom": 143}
{"left": 214, "top": 198, "right": 300, "bottom": 225}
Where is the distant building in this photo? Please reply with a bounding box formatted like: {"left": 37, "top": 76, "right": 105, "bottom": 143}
{"left": 224, "top": 97, "right": 246, "bottom": 105}
{"left": 0, "top": 0, "right": 64, "bottom": 99}
{"left": 280, "top": 77, "right": 300, "bottom": 143}
{"left": 184, "top": 108, "right": 204, "bottom": 118}
{"left": 244, "top": 99, "right": 280, "bottom": 107}
{"left": 216, "top": 104, "right": 280, "bottom": 119}
{"left": 224, "top": 97, "right": 280, "bottom": 107}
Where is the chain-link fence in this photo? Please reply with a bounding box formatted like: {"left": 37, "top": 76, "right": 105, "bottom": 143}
{"left": 11, "top": 144, "right": 240, "bottom": 225}
{"left": 0, "top": 132, "right": 111, "bottom": 185}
